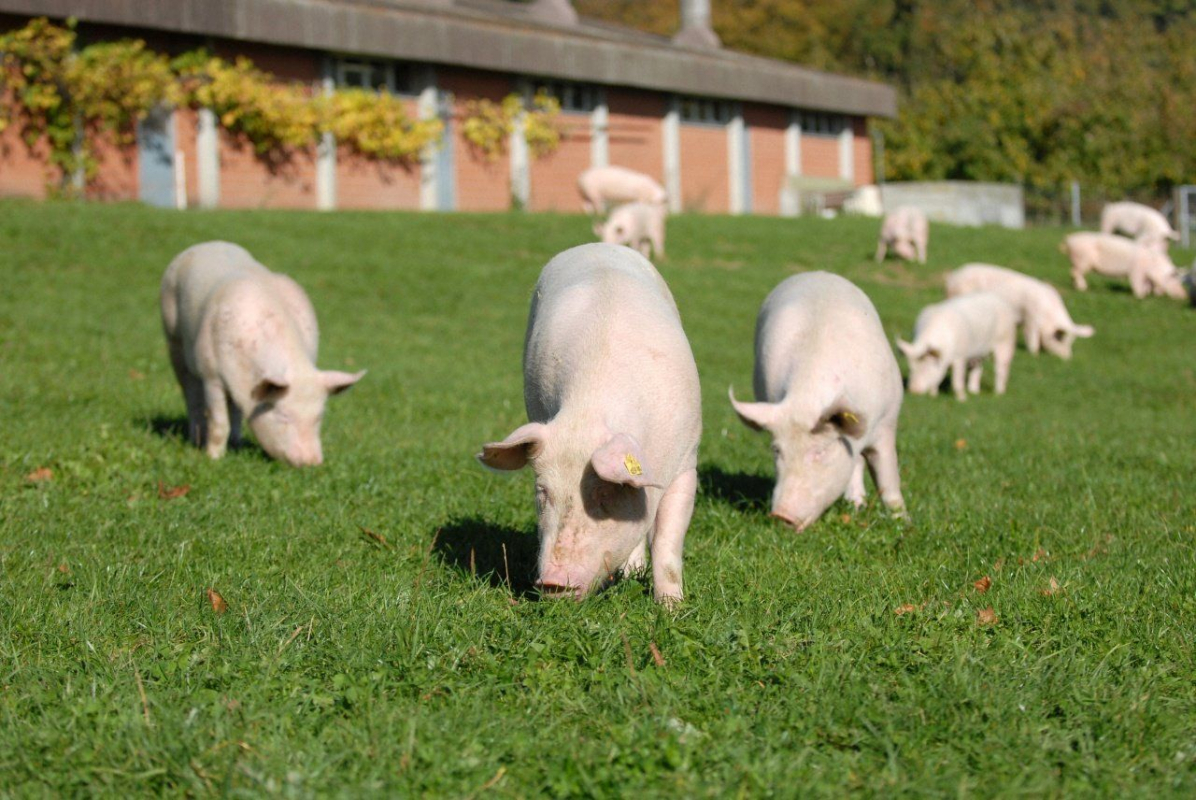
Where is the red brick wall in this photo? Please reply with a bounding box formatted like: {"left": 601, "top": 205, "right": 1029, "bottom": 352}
{"left": 441, "top": 67, "right": 512, "bottom": 212}
{"left": 529, "top": 113, "right": 590, "bottom": 212}
{"left": 219, "top": 134, "right": 317, "bottom": 209}
{"left": 0, "top": 90, "right": 53, "bottom": 200}
{"left": 336, "top": 98, "right": 422, "bottom": 210}
{"left": 745, "top": 104, "right": 786, "bottom": 216}
{"left": 607, "top": 88, "right": 665, "bottom": 187}
{"left": 679, "top": 124, "right": 729, "bottom": 213}
{"left": 86, "top": 130, "right": 138, "bottom": 201}
{"left": 852, "top": 117, "right": 873, "bottom": 186}
{"left": 801, "top": 134, "right": 840, "bottom": 180}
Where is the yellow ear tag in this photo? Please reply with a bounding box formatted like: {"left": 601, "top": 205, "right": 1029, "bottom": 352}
{"left": 841, "top": 411, "right": 859, "bottom": 426}
{"left": 623, "top": 454, "right": 643, "bottom": 476}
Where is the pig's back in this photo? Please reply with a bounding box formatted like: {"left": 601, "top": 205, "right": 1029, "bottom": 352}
{"left": 162, "top": 241, "right": 271, "bottom": 339}
{"left": 755, "top": 272, "right": 899, "bottom": 408}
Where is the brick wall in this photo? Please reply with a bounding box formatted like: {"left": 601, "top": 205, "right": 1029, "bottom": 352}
{"left": 86, "top": 129, "right": 138, "bottom": 201}
{"left": 529, "top": 113, "right": 591, "bottom": 212}
{"left": 0, "top": 88, "right": 52, "bottom": 200}
{"left": 745, "top": 104, "right": 786, "bottom": 216}
{"left": 679, "top": 124, "right": 729, "bottom": 213}
{"left": 441, "top": 67, "right": 512, "bottom": 212}
{"left": 336, "top": 98, "right": 422, "bottom": 210}
{"left": 801, "top": 134, "right": 840, "bottom": 180}
{"left": 852, "top": 117, "right": 874, "bottom": 186}
{"left": 607, "top": 88, "right": 665, "bottom": 187}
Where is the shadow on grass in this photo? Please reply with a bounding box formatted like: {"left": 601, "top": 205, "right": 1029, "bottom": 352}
{"left": 136, "top": 415, "right": 271, "bottom": 461}
{"left": 699, "top": 464, "right": 772, "bottom": 513}
{"left": 433, "top": 517, "right": 540, "bottom": 597}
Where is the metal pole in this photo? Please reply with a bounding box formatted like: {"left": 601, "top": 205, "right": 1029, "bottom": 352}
{"left": 1070, "top": 181, "right": 1081, "bottom": 227}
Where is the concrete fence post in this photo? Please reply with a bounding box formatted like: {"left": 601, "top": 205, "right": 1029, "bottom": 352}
{"left": 780, "top": 111, "right": 801, "bottom": 217}
{"left": 1070, "top": 181, "right": 1081, "bottom": 227}
{"left": 663, "top": 96, "right": 681, "bottom": 213}
{"left": 196, "top": 107, "right": 220, "bottom": 209}
{"left": 418, "top": 66, "right": 439, "bottom": 211}
{"left": 591, "top": 89, "right": 609, "bottom": 169}
{"left": 316, "top": 58, "right": 337, "bottom": 211}
{"left": 727, "top": 106, "right": 745, "bottom": 215}
{"left": 509, "top": 80, "right": 531, "bottom": 210}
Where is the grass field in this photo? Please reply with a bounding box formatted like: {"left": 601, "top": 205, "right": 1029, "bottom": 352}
{"left": 1, "top": 199, "right": 1195, "bottom": 796}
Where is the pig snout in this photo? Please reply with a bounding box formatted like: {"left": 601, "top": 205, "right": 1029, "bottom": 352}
{"left": 770, "top": 509, "right": 811, "bottom": 532}
{"left": 280, "top": 440, "right": 323, "bottom": 468}
{"left": 535, "top": 566, "right": 587, "bottom": 601}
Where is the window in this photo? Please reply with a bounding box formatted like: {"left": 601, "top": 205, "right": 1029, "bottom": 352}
{"left": 799, "top": 111, "right": 847, "bottom": 136}
{"left": 529, "top": 79, "right": 599, "bottom": 113}
{"left": 334, "top": 58, "right": 419, "bottom": 95}
{"left": 678, "top": 96, "right": 734, "bottom": 125}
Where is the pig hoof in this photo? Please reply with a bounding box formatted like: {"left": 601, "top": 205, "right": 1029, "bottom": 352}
{"left": 655, "top": 593, "right": 682, "bottom": 610}
{"left": 205, "top": 444, "right": 226, "bottom": 459}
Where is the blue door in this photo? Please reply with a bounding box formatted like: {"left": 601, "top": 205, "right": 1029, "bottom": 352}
{"left": 138, "top": 107, "right": 176, "bottom": 208}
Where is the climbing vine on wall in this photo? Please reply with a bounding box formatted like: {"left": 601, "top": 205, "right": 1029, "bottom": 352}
{"left": 459, "top": 92, "right": 562, "bottom": 162}
{"left": 0, "top": 18, "right": 445, "bottom": 192}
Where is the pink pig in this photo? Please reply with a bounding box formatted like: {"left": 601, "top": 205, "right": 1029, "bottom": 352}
{"left": 875, "top": 206, "right": 929, "bottom": 264}
{"left": 1100, "top": 201, "right": 1179, "bottom": 248}
{"left": 160, "top": 241, "right": 364, "bottom": 467}
{"left": 478, "top": 243, "right": 701, "bottom": 604}
{"left": 1062, "top": 232, "right": 1187, "bottom": 299}
{"left": 594, "top": 201, "right": 667, "bottom": 260}
{"left": 577, "top": 166, "right": 668, "bottom": 215}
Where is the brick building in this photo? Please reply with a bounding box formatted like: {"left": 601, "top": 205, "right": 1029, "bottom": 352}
{"left": 0, "top": 0, "right": 896, "bottom": 214}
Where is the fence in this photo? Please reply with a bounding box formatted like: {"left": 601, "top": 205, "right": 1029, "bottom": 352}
{"left": 1022, "top": 183, "right": 1184, "bottom": 231}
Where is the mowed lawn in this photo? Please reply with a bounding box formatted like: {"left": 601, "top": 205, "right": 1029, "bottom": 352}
{"left": 1, "top": 199, "right": 1195, "bottom": 796}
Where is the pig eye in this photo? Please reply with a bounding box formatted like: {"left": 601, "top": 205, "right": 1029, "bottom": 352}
{"left": 1053, "top": 329, "right": 1067, "bottom": 342}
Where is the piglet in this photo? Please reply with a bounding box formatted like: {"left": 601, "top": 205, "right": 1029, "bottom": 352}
{"left": 730, "top": 272, "right": 905, "bottom": 531}
{"left": 1062, "top": 232, "right": 1186, "bottom": 299}
{"left": 897, "top": 292, "right": 1017, "bottom": 400}
{"left": 946, "top": 263, "right": 1094, "bottom": 359}
{"left": 577, "top": 166, "right": 667, "bottom": 215}
{"left": 478, "top": 243, "right": 701, "bottom": 604}
{"left": 160, "top": 241, "right": 364, "bottom": 467}
{"left": 875, "top": 206, "right": 929, "bottom": 264}
{"left": 595, "top": 201, "right": 667, "bottom": 260}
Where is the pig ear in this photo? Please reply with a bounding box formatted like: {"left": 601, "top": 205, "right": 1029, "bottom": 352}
{"left": 252, "top": 363, "right": 290, "bottom": 402}
{"left": 895, "top": 338, "right": 921, "bottom": 358}
{"left": 477, "top": 422, "right": 548, "bottom": 472}
{"left": 817, "top": 404, "right": 867, "bottom": 439}
{"left": 728, "top": 386, "right": 781, "bottom": 432}
{"left": 590, "top": 433, "right": 661, "bottom": 489}
{"left": 1071, "top": 324, "right": 1095, "bottom": 339}
{"left": 322, "top": 369, "right": 367, "bottom": 395}
{"left": 593, "top": 220, "right": 604, "bottom": 237}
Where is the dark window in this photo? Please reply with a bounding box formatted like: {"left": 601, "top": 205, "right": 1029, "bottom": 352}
{"left": 678, "top": 96, "right": 734, "bottom": 125}
{"left": 799, "top": 111, "right": 847, "bottom": 136}
{"left": 335, "top": 59, "right": 419, "bottom": 96}
{"left": 530, "top": 79, "right": 599, "bottom": 113}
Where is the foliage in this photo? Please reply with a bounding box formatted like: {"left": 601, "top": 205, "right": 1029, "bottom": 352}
{"left": 2, "top": 200, "right": 1196, "bottom": 793}
{"left": 321, "top": 89, "right": 443, "bottom": 161}
{"left": 460, "top": 92, "right": 562, "bottom": 161}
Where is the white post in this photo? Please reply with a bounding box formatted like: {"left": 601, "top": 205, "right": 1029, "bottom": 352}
{"left": 591, "top": 88, "right": 609, "bottom": 169}
{"left": 838, "top": 118, "right": 854, "bottom": 184}
{"left": 727, "top": 106, "right": 745, "bottom": 215}
{"left": 663, "top": 96, "right": 681, "bottom": 214}
{"left": 510, "top": 116, "right": 530, "bottom": 211}
{"left": 418, "top": 67, "right": 439, "bottom": 211}
{"left": 1070, "top": 180, "right": 1081, "bottom": 227}
{"left": 316, "top": 58, "right": 337, "bottom": 211}
{"left": 174, "top": 147, "right": 187, "bottom": 210}
{"left": 781, "top": 111, "right": 802, "bottom": 217}
{"left": 196, "top": 107, "right": 220, "bottom": 209}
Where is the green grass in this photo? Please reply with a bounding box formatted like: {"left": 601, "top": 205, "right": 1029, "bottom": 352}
{"left": 2, "top": 199, "right": 1195, "bottom": 796}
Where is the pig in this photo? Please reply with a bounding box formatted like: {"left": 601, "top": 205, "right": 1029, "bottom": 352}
{"left": 160, "top": 241, "right": 365, "bottom": 467}
{"left": 875, "top": 206, "right": 929, "bottom": 264}
{"left": 1062, "top": 231, "right": 1187, "bottom": 299}
{"left": 1100, "top": 201, "right": 1179, "bottom": 248}
{"left": 945, "top": 263, "right": 1094, "bottom": 359}
{"left": 594, "top": 201, "right": 667, "bottom": 260}
{"left": 729, "top": 272, "right": 906, "bottom": 531}
{"left": 896, "top": 293, "right": 1017, "bottom": 401}
{"left": 577, "top": 166, "right": 668, "bottom": 215}
{"left": 477, "top": 243, "right": 701, "bottom": 604}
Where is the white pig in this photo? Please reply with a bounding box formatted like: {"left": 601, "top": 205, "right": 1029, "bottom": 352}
{"left": 160, "top": 241, "right": 365, "bottom": 467}
{"left": 1062, "top": 231, "right": 1186, "bottom": 299}
{"left": 729, "top": 272, "right": 906, "bottom": 530}
{"left": 594, "top": 201, "right": 667, "bottom": 259}
{"left": 897, "top": 293, "right": 1017, "bottom": 401}
{"left": 945, "top": 263, "right": 1094, "bottom": 359}
{"left": 577, "top": 166, "right": 667, "bottom": 215}
{"left": 875, "top": 206, "right": 929, "bottom": 264}
{"left": 478, "top": 243, "right": 701, "bottom": 604}
{"left": 1100, "top": 201, "right": 1179, "bottom": 247}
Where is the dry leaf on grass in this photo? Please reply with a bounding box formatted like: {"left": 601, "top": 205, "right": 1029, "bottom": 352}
{"left": 128, "top": 368, "right": 145, "bottom": 380}
{"left": 973, "top": 576, "right": 992, "bottom": 593}
{"left": 1032, "top": 547, "right": 1049, "bottom": 562}
{"left": 977, "top": 607, "right": 998, "bottom": 626}
{"left": 992, "top": 558, "right": 1005, "bottom": 572}
{"left": 158, "top": 482, "right": 191, "bottom": 500}
{"left": 359, "top": 527, "right": 392, "bottom": 548}
{"left": 57, "top": 563, "right": 69, "bottom": 574}
{"left": 207, "top": 588, "right": 228, "bottom": 614}
{"left": 1041, "top": 577, "right": 1061, "bottom": 596}
{"left": 839, "top": 514, "right": 852, "bottom": 524}
{"left": 954, "top": 439, "right": 967, "bottom": 450}
{"left": 25, "top": 467, "right": 53, "bottom": 483}
{"left": 894, "top": 603, "right": 919, "bottom": 616}
{"left": 649, "top": 641, "right": 666, "bottom": 667}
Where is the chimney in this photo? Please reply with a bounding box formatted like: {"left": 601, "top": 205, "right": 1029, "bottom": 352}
{"left": 527, "top": 0, "right": 578, "bottom": 26}
{"left": 673, "top": 0, "right": 721, "bottom": 49}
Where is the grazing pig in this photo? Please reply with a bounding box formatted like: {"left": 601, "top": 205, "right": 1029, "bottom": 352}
{"left": 478, "top": 243, "right": 701, "bottom": 604}
{"left": 594, "top": 201, "right": 667, "bottom": 260}
{"left": 1062, "top": 231, "right": 1185, "bottom": 298}
{"left": 160, "top": 241, "right": 365, "bottom": 467}
{"left": 897, "top": 293, "right": 1017, "bottom": 401}
{"left": 875, "top": 206, "right": 929, "bottom": 263}
{"left": 729, "top": 272, "right": 905, "bottom": 531}
{"left": 1100, "top": 201, "right": 1179, "bottom": 247}
{"left": 945, "top": 263, "right": 1094, "bottom": 359}
{"left": 577, "top": 166, "right": 667, "bottom": 215}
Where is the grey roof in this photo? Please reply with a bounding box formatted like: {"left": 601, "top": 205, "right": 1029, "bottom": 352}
{"left": 2, "top": 0, "right": 897, "bottom": 118}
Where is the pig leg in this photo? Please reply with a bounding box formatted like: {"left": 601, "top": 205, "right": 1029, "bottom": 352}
{"left": 202, "top": 379, "right": 231, "bottom": 459}
{"left": 227, "top": 397, "right": 243, "bottom": 449}
{"left": 993, "top": 341, "right": 1014, "bottom": 395}
{"left": 951, "top": 359, "right": 968, "bottom": 401}
{"left": 916, "top": 238, "right": 927, "bottom": 264}
{"left": 622, "top": 540, "right": 647, "bottom": 576}
{"left": 864, "top": 428, "right": 906, "bottom": 516}
{"left": 844, "top": 457, "right": 866, "bottom": 507}
{"left": 874, "top": 239, "right": 887, "bottom": 262}
{"left": 168, "top": 338, "right": 206, "bottom": 445}
{"left": 967, "top": 360, "right": 983, "bottom": 395}
{"left": 651, "top": 468, "right": 697, "bottom": 606}
{"left": 637, "top": 239, "right": 652, "bottom": 259}
{"left": 1024, "top": 321, "right": 1041, "bottom": 355}
{"left": 1071, "top": 259, "right": 1089, "bottom": 290}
